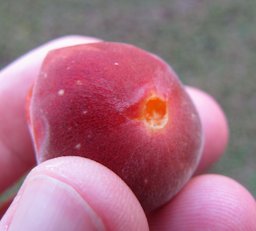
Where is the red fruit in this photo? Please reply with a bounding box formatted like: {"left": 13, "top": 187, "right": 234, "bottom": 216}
{"left": 27, "top": 42, "right": 203, "bottom": 212}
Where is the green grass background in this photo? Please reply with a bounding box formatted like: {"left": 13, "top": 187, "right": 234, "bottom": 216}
{"left": 0, "top": 0, "right": 255, "bottom": 196}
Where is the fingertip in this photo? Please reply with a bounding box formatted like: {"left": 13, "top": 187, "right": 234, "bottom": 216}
{"left": 186, "top": 86, "right": 229, "bottom": 172}
{"left": 149, "top": 174, "right": 256, "bottom": 231}
{"left": 1, "top": 157, "right": 149, "bottom": 231}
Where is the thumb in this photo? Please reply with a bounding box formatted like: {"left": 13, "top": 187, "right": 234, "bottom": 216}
{"left": 0, "top": 157, "right": 148, "bottom": 231}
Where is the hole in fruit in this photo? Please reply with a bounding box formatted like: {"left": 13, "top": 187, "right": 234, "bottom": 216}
{"left": 143, "top": 96, "right": 168, "bottom": 129}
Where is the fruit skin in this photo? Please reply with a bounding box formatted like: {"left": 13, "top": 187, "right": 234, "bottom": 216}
{"left": 27, "top": 42, "right": 203, "bottom": 212}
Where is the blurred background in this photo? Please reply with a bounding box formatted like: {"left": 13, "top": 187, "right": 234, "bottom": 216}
{"left": 0, "top": 0, "right": 255, "bottom": 196}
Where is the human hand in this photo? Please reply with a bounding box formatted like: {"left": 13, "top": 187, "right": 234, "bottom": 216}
{"left": 0, "top": 36, "right": 255, "bottom": 231}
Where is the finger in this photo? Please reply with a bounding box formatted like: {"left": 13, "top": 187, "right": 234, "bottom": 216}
{"left": 148, "top": 174, "right": 256, "bottom": 231}
{"left": 186, "top": 86, "right": 229, "bottom": 173}
{"left": 0, "top": 35, "right": 101, "bottom": 193}
{"left": 0, "top": 156, "right": 149, "bottom": 231}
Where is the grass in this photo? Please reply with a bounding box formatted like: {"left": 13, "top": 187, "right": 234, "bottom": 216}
{"left": 0, "top": 0, "right": 255, "bottom": 196}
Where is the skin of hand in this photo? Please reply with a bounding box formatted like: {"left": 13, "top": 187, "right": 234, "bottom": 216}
{"left": 0, "top": 36, "right": 255, "bottom": 231}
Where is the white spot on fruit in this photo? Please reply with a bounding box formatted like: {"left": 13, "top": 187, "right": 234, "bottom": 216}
{"left": 82, "top": 110, "right": 88, "bottom": 115}
{"left": 114, "top": 62, "right": 119, "bottom": 66}
{"left": 191, "top": 113, "right": 196, "bottom": 120}
{"left": 42, "top": 73, "right": 48, "bottom": 79}
{"left": 76, "top": 80, "right": 82, "bottom": 85}
{"left": 58, "top": 89, "right": 65, "bottom": 96}
{"left": 74, "top": 143, "right": 81, "bottom": 150}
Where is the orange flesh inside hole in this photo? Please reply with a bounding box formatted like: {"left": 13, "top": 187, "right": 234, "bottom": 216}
{"left": 143, "top": 96, "right": 168, "bottom": 129}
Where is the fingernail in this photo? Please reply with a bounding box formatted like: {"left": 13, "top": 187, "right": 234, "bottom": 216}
{"left": 8, "top": 176, "right": 105, "bottom": 231}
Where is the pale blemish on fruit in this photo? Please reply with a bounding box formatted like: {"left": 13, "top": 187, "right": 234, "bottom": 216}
{"left": 76, "top": 80, "right": 82, "bottom": 85}
{"left": 191, "top": 113, "right": 197, "bottom": 120}
{"left": 42, "top": 72, "right": 48, "bottom": 79}
{"left": 74, "top": 143, "right": 81, "bottom": 150}
{"left": 114, "top": 62, "right": 119, "bottom": 66}
{"left": 58, "top": 89, "right": 65, "bottom": 96}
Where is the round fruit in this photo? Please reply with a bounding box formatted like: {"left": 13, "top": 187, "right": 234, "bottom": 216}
{"left": 27, "top": 42, "right": 203, "bottom": 212}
